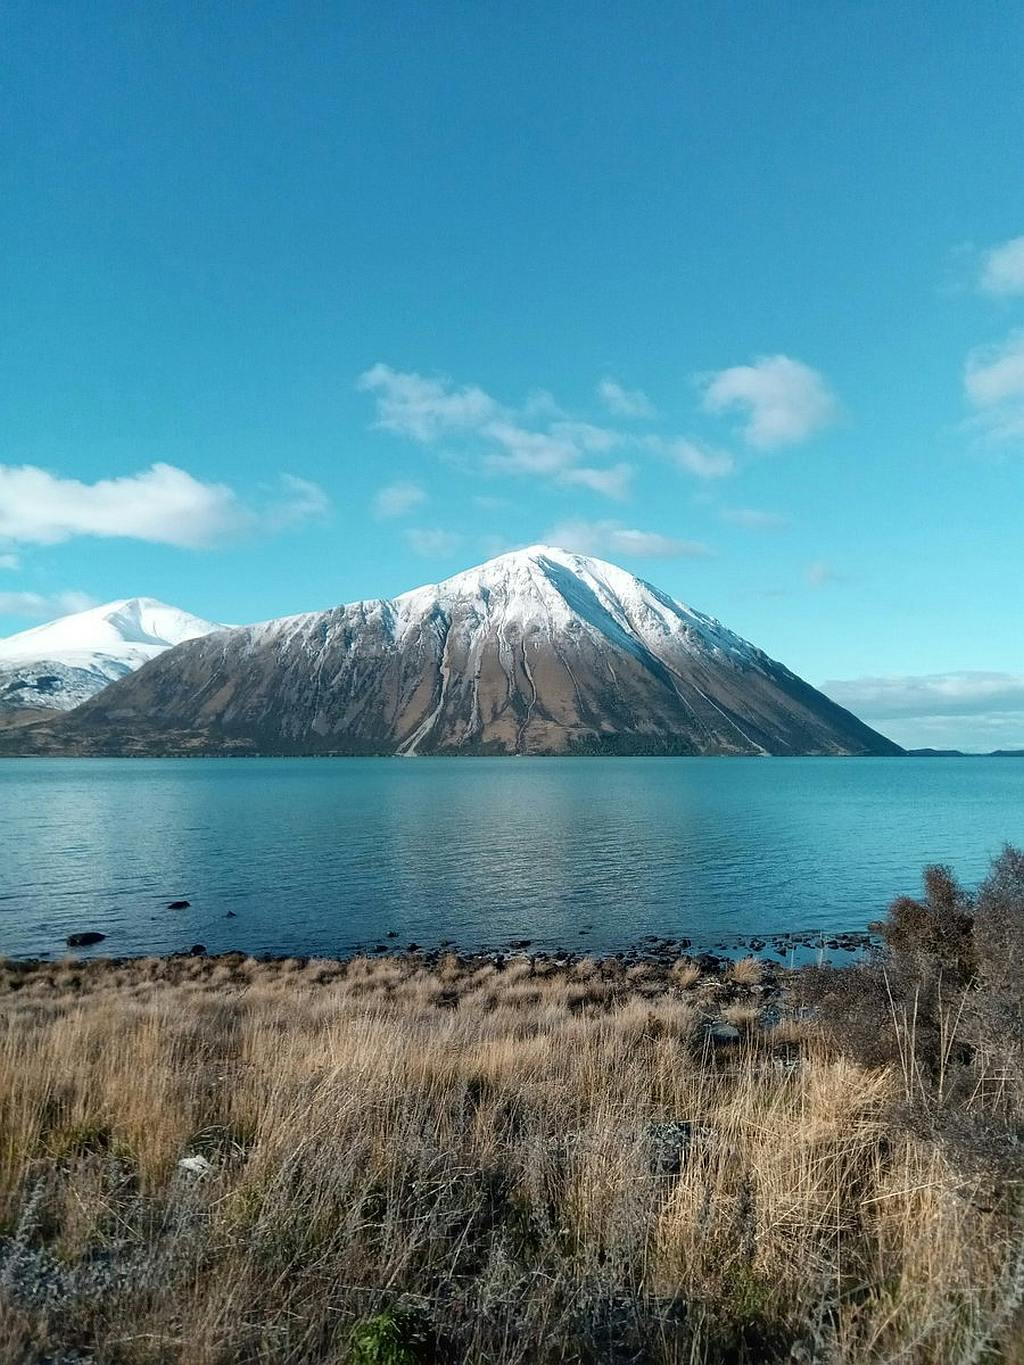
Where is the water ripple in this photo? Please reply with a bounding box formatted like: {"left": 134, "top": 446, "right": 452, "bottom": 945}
{"left": 1, "top": 756, "right": 1021, "bottom": 959}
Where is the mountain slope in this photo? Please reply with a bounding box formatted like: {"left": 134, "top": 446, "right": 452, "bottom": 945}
{"left": 0, "top": 598, "right": 224, "bottom": 714}
{"left": 0, "top": 548, "right": 902, "bottom": 756}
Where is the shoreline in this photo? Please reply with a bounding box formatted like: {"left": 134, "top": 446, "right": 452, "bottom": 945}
{"left": 10, "top": 925, "right": 879, "bottom": 972}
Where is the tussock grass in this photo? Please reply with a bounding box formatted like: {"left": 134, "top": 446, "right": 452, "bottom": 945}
{"left": 2, "top": 864, "right": 1024, "bottom": 1362}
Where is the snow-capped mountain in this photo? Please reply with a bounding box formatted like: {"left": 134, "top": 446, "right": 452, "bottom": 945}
{"left": 0, "top": 548, "right": 901, "bottom": 755}
{"left": 0, "top": 597, "right": 224, "bottom": 716}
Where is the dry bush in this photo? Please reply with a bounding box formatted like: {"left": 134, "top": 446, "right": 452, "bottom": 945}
{"left": 728, "top": 956, "right": 764, "bottom": 989}
{"left": 721, "top": 1003, "right": 761, "bottom": 1034}
{"left": 670, "top": 959, "right": 701, "bottom": 990}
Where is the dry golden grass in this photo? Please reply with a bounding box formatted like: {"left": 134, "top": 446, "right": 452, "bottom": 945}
{"left": 1, "top": 950, "right": 1023, "bottom": 1363}
{"left": 727, "top": 956, "right": 764, "bottom": 989}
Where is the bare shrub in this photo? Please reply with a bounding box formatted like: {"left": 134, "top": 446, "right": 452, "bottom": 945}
{"left": 728, "top": 955, "right": 764, "bottom": 988}
{"left": 670, "top": 958, "right": 701, "bottom": 990}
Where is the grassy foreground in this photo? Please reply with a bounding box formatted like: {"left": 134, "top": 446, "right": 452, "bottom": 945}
{"left": 3, "top": 853, "right": 1024, "bottom": 1363}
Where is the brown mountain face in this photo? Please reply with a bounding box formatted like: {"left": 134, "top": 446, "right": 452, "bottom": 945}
{"left": 0, "top": 547, "right": 902, "bottom": 758}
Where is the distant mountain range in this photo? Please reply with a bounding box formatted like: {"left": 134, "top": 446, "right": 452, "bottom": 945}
{"left": 0, "top": 598, "right": 223, "bottom": 724}
{"left": 0, "top": 547, "right": 901, "bottom": 757}
{"left": 906, "top": 748, "right": 1024, "bottom": 758}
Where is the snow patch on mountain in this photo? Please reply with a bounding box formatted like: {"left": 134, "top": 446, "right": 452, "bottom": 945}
{"left": 0, "top": 597, "right": 224, "bottom": 712}
{"left": 393, "top": 545, "right": 762, "bottom": 665}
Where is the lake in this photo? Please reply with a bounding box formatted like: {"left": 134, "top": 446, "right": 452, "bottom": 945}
{"left": 1, "top": 756, "right": 1021, "bottom": 960}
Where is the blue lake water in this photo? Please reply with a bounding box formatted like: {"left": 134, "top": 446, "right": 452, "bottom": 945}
{"left": 1, "top": 757, "right": 1022, "bottom": 960}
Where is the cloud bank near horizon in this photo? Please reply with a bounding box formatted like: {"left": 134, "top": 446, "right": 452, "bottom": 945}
{"left": 822, "top": 671, "right": 1024, "bottom": 752}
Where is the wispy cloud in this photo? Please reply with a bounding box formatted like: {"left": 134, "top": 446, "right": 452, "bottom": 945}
{"left": 648, "top": 436, "right": 735, "bottom": 480}
{"left": 472, "top": 494, "right": 509, "bottom": 511}
{"left": 0, "top": 554, "right": 20, "bottom": 570}
{"left": 824, "top": 671, "right": 1024, "bottom": 718}
{"left": 807, "top": 559, "right": 843, "bottom": 588}
{"left": 963, "top": 329, "right": 1024, "bottom": 441}
{"left": 404, "top": 527, "right": 463, "bottom": 558}
{"left": 597, "top": 378, "right": 657, "bottom": 419}
{"left": 262, "top": 474, "right": 331, "bottom": 531}
{"left": 358, "top": 363, "right": 742, "bottom": 501}
{"left": 550, "top": 421, "right": 624, "bottom": 453}
{"left": 0, "top": 590, "right": 98, "bottom": 620}
{"left": 700, "top": 355, "right": 839, "bottom": 449}
{"left": 373, "top": 480, "right": 427, "bottom": 520}
{"left": 482, "top": 422, "right": 578, "bottom": 476}
{"left": 357, "top": 363, "right": 499, "bottom": 442}
{"left": 979, "top": 234, "right": 1024, "bottom": 297}
{"left": 821, "top": 671, "right": 1024, "bottom": 752}
{"left": 722, "top": 506, "right": 791, "bottom": 530}
{"left": 558, "top": 463, "right": 633, "bottom": 500}
{"left": 545, "top": 519, "right": 713, "bottom": 560}
{"left": 358, "top": 367, "right": 636, "bottom": 501}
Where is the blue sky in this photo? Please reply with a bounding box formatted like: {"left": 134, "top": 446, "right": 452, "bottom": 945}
{"left": 2, "top": 1, "right": 1023, "bottom": 749}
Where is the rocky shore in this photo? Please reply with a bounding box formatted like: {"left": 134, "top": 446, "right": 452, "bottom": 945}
{"left": 47, "top": 925, "right": 877, "bottom": 972}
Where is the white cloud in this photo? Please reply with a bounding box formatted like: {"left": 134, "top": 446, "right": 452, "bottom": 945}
{"left": 722, "top": 506, "right": 791, "bottom": 530}
{"left": 821, "top": 671, "right": 1024, "bottom": 752}
{"left": 980, "top": 235, "right": 1024, "bottom": 296}
{"left": 360, "top": 359, "right": 834, "bottom": 501}
{"left": 0, "top": 553, "right": 20, "bottom": 570}
{"left": 404, "top": 527, "right": 463, "bottom": 558}
{"left": 597, "top": 378, "right": 657, "bottom": 419}
{"left": 262, "top": 474, "right": 331, "bottom": 531}
{"left": 373, "top": 480, "right": 427, "bottom": 520}
{"left": 824, "top": 672, "right": 1024, "bottom": 719}
{"left": 649, "top": 436, "right": 735, "bottom": 480}
{"left": 0, "top": 463, "right": 242, "bottom": 548}
{"left": 963, "top": 329, "right": 1024, "bottom": 442}
{"left": 965, "top": 330, "right": 1024, "bottom": 407}
{"left": 0, "top": 590, "right": 98, "bottom": 619}
{"left": 558, "top": 462, "right": 633, "bottom": 500}
{"left": 545, "top": 519, "right": 713, "bottom": 560}
{"left": 701, "top": 355, "right": 839, "bottom": 449}
{"left": 482, "top": 422, "right": 578, "bottom": 475}
{"left": 522, "top": 389, "right": 565, "bottom": 420}
{"left": 550, "top": 420, "right": 623, "bottom": 453}
{"left": 359, "top": 364, "right": 635, "bottom": 501}
{"left": 807, "top": 560, "right": 843, "bottom": 587}
{"left": 357, "top": 363, "right": 499, "bottom": 442}
{"left": 0, "top": 463, "right": 329, "bottom": 549}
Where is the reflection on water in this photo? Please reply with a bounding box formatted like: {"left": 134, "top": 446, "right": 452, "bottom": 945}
{"left": 1, "top": 757, "right": 1021, "bottom": 959}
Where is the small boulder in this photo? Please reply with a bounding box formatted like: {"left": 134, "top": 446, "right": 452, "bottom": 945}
{"left": 66, "top": 931, "right": 106, "bottom": 947}
{"left": 167, "top": 900, "right": 191, "bottom": 910}
{"left": 188, "top": 943, "right": 207, "bottom": 956}
{"left": 225, "top": 910, "right": 237, "bottom": 918}
{"left": 178, "top": 1154, "right": 214, "bottom": 1177}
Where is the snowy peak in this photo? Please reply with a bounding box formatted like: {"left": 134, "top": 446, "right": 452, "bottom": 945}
{"left": 0, "top": 597, "right": 225, "bottom": 715}
{"left": 393, "top": 545, "right": 756, "bottom": 666}
{"left": 0, "top": 597, "right": 222, "bottom": 663}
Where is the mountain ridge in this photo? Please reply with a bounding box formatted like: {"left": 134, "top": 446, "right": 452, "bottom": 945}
{"left": 0, "top": 597, "right": 224, "bottom": 715}
{"left": 0, "top": 548, "right": 902, "bottom": 757}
